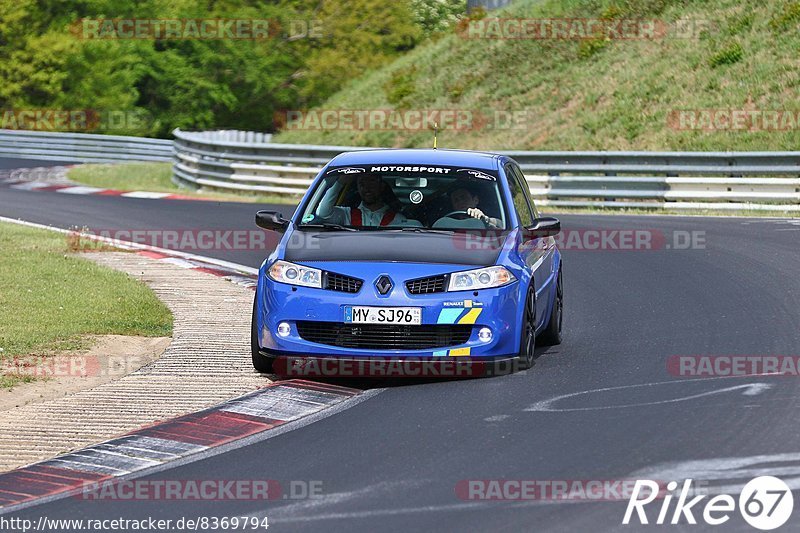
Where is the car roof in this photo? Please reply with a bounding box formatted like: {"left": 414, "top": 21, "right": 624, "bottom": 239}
{"left": 328, "top": 148, "right": 502, "bottom": 171}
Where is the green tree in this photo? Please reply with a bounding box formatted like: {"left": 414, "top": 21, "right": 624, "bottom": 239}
{"left": 292, "top": 0, "right": 421, "bottom": 106}
{"left": 0, "top": 0, "right": 427, "bottom": 136}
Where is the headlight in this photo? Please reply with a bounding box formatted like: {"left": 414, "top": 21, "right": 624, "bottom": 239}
{"left": 268, "top": 260, "right": 322, "bottom": 288}
{"left": 447, "top": 266, "right": 515, "bottom": 291}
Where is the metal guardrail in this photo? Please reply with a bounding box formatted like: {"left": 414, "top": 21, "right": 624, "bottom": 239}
{"left": 173, "top": 129, "right": 800, "bottom": 211}
{"left": 1, "top": 129, "right": 798, "bottom": 211}
{"left": 0, "top": 129, "right": 172, "bottom": 163}
{"left": 173, "top": 129, "right": 368, "bottom": 194}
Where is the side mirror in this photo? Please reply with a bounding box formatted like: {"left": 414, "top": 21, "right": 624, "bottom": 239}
{"left": 255, "top": 210, "right": 290, "bottom": 233}
{"left": 524, "top": 217, "right": 561, "bottom": 239}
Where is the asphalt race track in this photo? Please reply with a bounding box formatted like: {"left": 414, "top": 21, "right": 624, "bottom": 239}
{"left": 2, "top": 157, "right": 800, "bottom": 531}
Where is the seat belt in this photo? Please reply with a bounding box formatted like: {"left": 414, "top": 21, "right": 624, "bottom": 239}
{"left": 351, "top": 208, "right": 395, "bottom": 226}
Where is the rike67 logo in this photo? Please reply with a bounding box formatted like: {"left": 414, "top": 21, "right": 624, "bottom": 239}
{"left": 624, "top": 477, "right": 794, "bottom": 530}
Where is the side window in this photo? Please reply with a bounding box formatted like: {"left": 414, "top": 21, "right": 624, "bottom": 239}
{"left": 505, "top": 164, "right": 534, "bottom": 227}
{"left": 511, "top": 165, "right": 539, "bottom": 218}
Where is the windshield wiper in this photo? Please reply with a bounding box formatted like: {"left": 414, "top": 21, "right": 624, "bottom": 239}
{"left": 298, "top": 223, "right": 358, "bottom": 232}
{"left": 396, "top": 227, "right": 455, "bottom": 235}
{"left": 300, "top": 224, "right": 454, "bottom": 235}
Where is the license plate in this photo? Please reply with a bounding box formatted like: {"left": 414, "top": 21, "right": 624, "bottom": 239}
{"left": 344, "top": 306, "right": 422, "bottom": 325}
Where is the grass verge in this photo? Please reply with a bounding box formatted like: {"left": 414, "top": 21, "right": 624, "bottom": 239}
{"left": 68, "top": 163, "right": 299, "bottom": 205}
{"left": 0, "top": 221, "right": 173, "bottom": 389}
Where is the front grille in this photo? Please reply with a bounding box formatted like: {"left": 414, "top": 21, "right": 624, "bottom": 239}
{"left": 296, "top": 322, "right": 472, "bottom": 349}
{"left": 406, "top": 275, "right": 447, "bottom": 295}
{"left": 325, "top": 272, "right": 363, "bottom": 293}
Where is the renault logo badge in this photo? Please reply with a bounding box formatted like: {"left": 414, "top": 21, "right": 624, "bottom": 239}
{"left": 375, "top": 275, "right": 393, "bottom": 295}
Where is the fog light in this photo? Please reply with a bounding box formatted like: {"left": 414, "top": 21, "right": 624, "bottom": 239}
{"left": 277, "top": 322, "right": 291, "bottom": 337}
{"left": 478, "top": 327, "right": 492, "bottom": 342}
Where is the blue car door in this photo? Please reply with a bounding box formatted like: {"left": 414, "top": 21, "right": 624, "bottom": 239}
{"left": 506, "top": 163, "right": 555, "bottom": 330}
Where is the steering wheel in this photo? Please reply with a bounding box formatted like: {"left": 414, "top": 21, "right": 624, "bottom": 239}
{"left": 441, "top": 210, "right": 473, "bottom": 220}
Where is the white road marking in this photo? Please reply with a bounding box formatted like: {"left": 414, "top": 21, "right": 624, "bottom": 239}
{"left": 483, "top": 415, "right": 510, "bottom": 422}
{"left": 120, "top": 191, "right": 172, "bottom": 199}
{"left": 525, "top": 379, "right": 773, "bottom": 412}
{"left": 260, "top": 498, "right": 593, "bottom": 523}
{"left": 261, "top": 452, "right": 800, "bottom": 524}
{"left": 265, "top": 502, "right": 492, "bottom": 523}
{"left": 741, "top": 219, "right": 800, "bottom": 226}
{"left": 57, "top": 186, "right": 106, "bottom": 195}
{"left": 160, "top": 257, "right": 200, "bottom": 269}
{"left": 628, "top": 452, "right": 800, "bottom": 494}
{"left": 10, "top": 181, "right": 53, "bottom": 190}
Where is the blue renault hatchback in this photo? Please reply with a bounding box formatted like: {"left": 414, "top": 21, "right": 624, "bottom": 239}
{"left": 252, "top": 149, "right": 562, "bottom": 376}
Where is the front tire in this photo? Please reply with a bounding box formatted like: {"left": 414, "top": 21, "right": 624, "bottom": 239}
{"left": 539, "top": 268, "right": 563, "bottom": 346}
{"left": 251, "top": 294, "right": 274, "bottom": 373}
{"left": 516, "top": 286, "right": 536, "bottom": 370}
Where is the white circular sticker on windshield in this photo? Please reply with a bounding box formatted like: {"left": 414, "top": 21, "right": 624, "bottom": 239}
{"left": 409, "top": 190, "right": 424, "bottom": 204}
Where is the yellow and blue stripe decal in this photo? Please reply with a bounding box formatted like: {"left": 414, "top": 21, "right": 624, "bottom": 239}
{"left": 435, "top": 305, "right": 482, "bottom": 357}
{"left": 432, "top": 348, "right": 472, "bottom": 357}
{"left": 457, "top": 308, "right": 482, "bottom": 325}
{"left": 436, "top": 307, "right": 482, "bottom": 325}
{"left": 437, "top": 308, "right": 463, "bottom": 324}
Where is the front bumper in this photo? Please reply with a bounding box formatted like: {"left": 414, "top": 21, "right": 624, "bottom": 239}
{"left": 255, "top": 267, "right": 524, "bottom": 359}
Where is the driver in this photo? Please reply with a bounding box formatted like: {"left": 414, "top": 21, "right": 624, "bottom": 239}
{"left": 315, "top": 173, "right": 409, "bottom": 227}
{"left": 433, "top": 185, "right": 502, "bottom": 229}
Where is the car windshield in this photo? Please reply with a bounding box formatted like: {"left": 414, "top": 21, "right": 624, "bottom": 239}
{"left": 299, "top": 165, "right": 508, "bottom": 231}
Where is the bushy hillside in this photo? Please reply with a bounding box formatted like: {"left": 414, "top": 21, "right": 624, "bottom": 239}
{"left": 274, "top": 0, "right": 800, "bottom": 151}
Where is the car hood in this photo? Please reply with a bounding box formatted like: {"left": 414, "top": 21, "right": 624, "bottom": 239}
{"left": 283, "top": 230, "right": 509, "bottom": 266}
